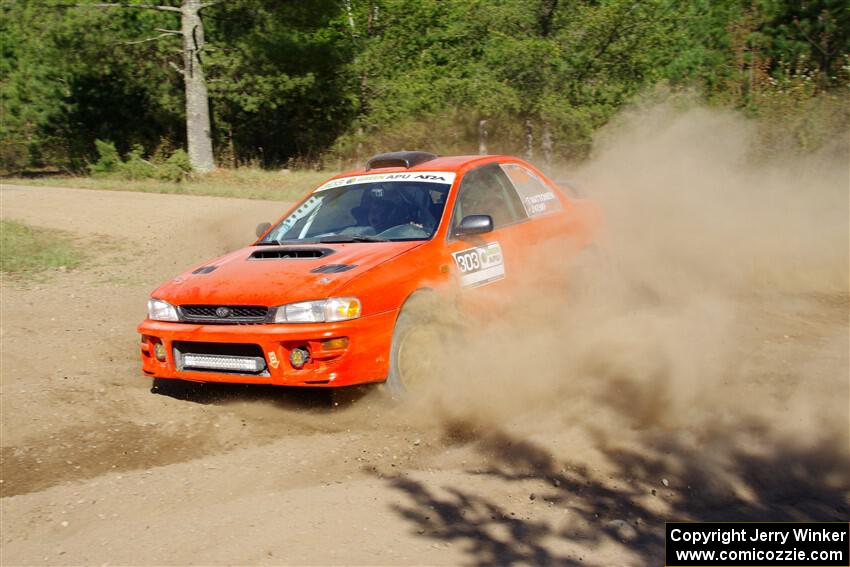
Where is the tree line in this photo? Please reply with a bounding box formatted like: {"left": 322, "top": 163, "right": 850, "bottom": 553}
{"left": 1, "top": 0, "right": 847, "bottom": 173}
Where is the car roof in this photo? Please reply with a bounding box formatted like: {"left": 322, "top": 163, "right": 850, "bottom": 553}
{"left": 333, "top": 154, "right": 516, "bottom": 179}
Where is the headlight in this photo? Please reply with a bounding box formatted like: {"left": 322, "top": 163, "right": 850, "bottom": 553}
{"left": 147, "top": 299, "right": 179, "bottom": 322}
{"left": 273, "top": 297, "right": 361, "bottom": 323}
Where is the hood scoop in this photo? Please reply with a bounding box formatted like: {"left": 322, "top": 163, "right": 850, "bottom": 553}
{"left": 249, "top": 247, "right": 335, "bottom": 260}
{"left": 192, "top": 265, "right": 219, "bottom": 275}
{"left": 311, "top": 264, "right": 357, "bottom": 274}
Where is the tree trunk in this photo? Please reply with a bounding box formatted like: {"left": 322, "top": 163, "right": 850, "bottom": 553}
{"left": 478, "top": 119, "right": 488, "bottom": 155}
{"left": 541, "top": 121, "right": 553, "bottom": 171}
{"left": 356, "top": 126, "right": 364, "bottom": 167}
{"left": 181, "top": 0, "right": 214, "bottom": 173}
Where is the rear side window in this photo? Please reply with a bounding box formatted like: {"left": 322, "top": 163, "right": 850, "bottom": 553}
{"left": 451, "top": 164, "right": 526, "bottom": 234}
{"left": 500, "top": 163, "right": 562, "bottom": 217}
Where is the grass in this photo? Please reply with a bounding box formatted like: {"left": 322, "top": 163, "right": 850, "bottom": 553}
{"left": 0, "top": 220, "right": 83, "bottom": 274}
{"left": 2, "top": 168, "right": 334, "bottom": 202}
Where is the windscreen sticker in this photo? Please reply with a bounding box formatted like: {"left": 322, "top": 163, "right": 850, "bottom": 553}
{"left": 452, "top": 242, "right": 505, "bottom": 288}
{"left": 499, "top": 163, "right": 561, "bottom": 217}
{"left": 315, "top": 171, "right": 456, "bottom": 192}
{"left": 277, "top": 195, "right": 321, "bottom": 235}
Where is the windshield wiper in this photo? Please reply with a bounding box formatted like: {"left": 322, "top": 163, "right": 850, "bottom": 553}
{"left": 317, "top": 235, "right": 388, "bottom": 243}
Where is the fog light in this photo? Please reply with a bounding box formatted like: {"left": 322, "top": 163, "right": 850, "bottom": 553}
{"left": 153, "top": 340, "right": 167, "bottom": 362}
{"left": 321, "top": 337, "right": 349, "bottom": 351}
{"left": 290, "top": 347, "right": 310, "bottom": 369}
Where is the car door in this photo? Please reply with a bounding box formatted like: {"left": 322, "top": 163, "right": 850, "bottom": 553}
{"left": 445, "top": 162, "right": 529, "bottom": 311}
{"left": 498, "top": 161, "right": 606, "bottom": 305}
{"left": 498, "top": 162, "right": 570, "bottom": 245}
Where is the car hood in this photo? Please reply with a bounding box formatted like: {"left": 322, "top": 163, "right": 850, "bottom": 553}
{"left": 152, "top": 241, "right": 424, "bottom": 307}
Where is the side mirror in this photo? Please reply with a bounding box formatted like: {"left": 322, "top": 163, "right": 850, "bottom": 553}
{"left": 256, "top": 222, "right": 272, "bottom": 238}
{"left": 456, "top": 214, "right": 493, "bottom": 237}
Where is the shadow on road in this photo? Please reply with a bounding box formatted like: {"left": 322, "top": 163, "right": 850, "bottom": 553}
{"left": 378, "top": 418, "right": 849, "bottom": 566}
{"left": 151, "top": 377, "right": 375, "bottom": 410}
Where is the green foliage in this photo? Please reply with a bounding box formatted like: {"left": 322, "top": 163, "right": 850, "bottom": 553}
{"left": 201, "top": 0, "right": 355, "bottom": 166}
{"left": 757, "top": 0, "right": 850, "bottom": 88}
{"left": 89, "top": 140, "right": 191, "bottom": 181}
{"left": 336, "top": 0, "right": 682, "bottom": 160}
{"left": 117, "top": 144, "right": 157, "bottom": 180}
{"left": 89, "top": 139, "right": 122, "bottom": 176}
{"left": 157, "top": 149, "right": 192, "bottom": 182}
{"left": 1, "top": 0, "right": 847, "bottom": 171}
{"left": 750, "top": 64, "right": 850, "bottom": 155}
{"left": 1, "top": 3, "right": 182, "bottom": 172}
{"left": 0, "top": 220, "right": 82, "bottom": 274}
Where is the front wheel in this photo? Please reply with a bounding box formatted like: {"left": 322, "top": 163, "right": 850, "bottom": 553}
{"left": 384, "top": 296, "right": 448, "bottom": 400}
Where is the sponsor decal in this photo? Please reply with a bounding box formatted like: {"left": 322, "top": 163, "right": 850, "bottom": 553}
{"left": 523, "top": 191, "right": 558, "bottom": 215}
{"left": 499, "top": 163, "right": 561, "bottom": 217}
{"left": 268, "top": 351, "right": 280, "bottom": 369}
{"left": 314, "top": 172, "right": 456, "bottom": 192}
{"left": 451, "top": 241, "right": 505, "bottom": 288}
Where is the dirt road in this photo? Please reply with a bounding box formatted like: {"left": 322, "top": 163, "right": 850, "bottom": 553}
{"left": 1, "top": 183, "right": 847, "bottom": 566}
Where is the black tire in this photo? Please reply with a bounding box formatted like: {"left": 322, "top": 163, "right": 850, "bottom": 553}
{"left": 384, "top": 294, "right": 447, "bottom": 400}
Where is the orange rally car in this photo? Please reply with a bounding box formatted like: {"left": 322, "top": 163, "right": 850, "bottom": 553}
{"left": 138, "top": 151, "right": 600, "bottom": 396}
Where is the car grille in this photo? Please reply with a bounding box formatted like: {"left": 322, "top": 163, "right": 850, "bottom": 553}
{"left": 179, "top": 305, "right": 270, "bottom": 324}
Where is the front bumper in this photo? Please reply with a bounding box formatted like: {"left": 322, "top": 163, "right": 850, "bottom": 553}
{"left": 137, "top": 310, "right": 397, "bottom": 387}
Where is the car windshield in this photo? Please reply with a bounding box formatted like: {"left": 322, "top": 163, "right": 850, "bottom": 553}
{"left": 259, "top": 179, "right": 452, "bottom": 243}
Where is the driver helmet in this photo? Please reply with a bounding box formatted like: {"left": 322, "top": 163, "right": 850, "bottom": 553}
{"left": 367, "top": 195, "right": 397, "bottom": 232}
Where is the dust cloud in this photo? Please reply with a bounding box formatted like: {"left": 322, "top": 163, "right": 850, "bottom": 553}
{"left": 175, "top": 104, "right": 848, "bottom": 475}
{"left": 401, "top": 104, "right": 849, "bottom": 461}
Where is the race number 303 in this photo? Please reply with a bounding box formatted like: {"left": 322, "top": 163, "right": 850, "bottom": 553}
{"left": 452, "top": 242, "right": 505, "bottom": 288}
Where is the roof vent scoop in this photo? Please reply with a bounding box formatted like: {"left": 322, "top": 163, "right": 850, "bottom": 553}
{"left": 366, "top": 151, "right": 438, "bottom": 171}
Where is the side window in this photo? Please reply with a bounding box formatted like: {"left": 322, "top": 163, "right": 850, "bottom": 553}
{"left": 500, "top": 163, "right": 562, "bottom": 217}
{"left": 452, "top": 164, "right": 526, "bottom": 234}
